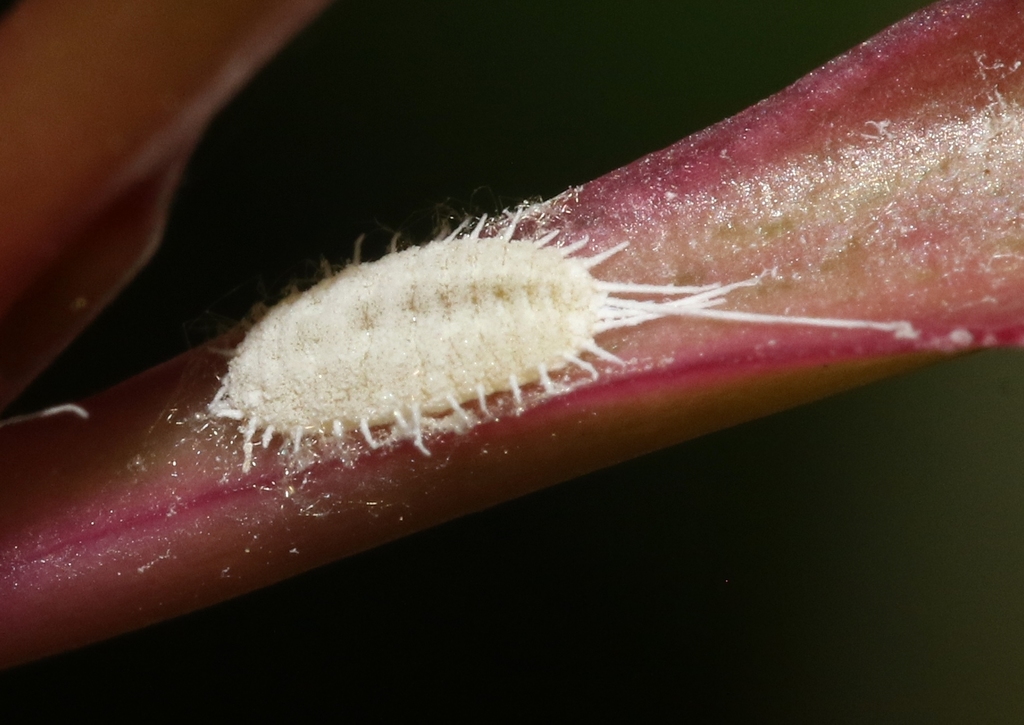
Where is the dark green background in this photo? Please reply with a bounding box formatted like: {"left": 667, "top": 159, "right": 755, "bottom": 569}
{"left": 7, "top": 0, "right": 1024, "bottom": 720}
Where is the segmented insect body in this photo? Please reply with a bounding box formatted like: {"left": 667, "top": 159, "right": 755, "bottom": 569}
{"left": 210, "top": 208, "right": 916, "bottom": 470}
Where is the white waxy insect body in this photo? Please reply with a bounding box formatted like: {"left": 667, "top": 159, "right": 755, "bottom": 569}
{"left": 210, "top": 207, "right": 917, "bottom": 470}
{"left": 221, "top": 236, "right": 598, "bottom": 435}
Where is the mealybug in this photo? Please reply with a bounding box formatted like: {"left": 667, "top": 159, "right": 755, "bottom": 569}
{"left": 209, "top": 203, "right": 916, "bottom": 470}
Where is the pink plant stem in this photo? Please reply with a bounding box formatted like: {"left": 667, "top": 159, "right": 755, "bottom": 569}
{"left": 4, "top": 0, "right": 1024, "bottom": 668}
